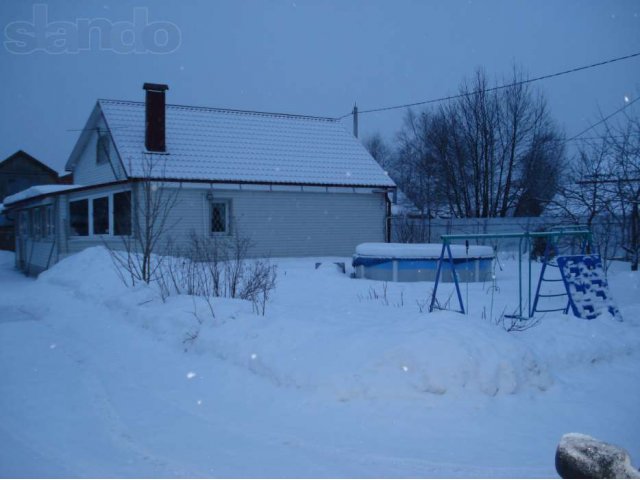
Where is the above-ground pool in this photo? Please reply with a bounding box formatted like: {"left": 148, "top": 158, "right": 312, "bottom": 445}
{"left": 353, "top": 243, "right": 495, "bottom": 283}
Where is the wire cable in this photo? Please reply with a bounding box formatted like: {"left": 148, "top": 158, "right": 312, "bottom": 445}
{"left": 338, "top": 51, "right": 640, "bottom": 119}
{"left": 565, "top": 96, "right": 640, "bottom": 142}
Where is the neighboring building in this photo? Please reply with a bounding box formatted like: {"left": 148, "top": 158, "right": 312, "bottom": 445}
{"left": 4, "top": 83, "right": 396, "bottom": 274}
{"left": 0, "top": 150, "right": 59, "bottom": 202}
{"left": 0, "top": 150, "right": 61, "bottom": 251}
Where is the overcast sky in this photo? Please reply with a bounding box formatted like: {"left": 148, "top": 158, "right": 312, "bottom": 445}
{"left": 1, "top": 0, "right": 639, "bottom": 173}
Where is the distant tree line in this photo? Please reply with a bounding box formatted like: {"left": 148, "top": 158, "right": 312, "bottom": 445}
{"left": 549, "top": 112, "right": 640, "bottom": 269}
{"left": 363, "top": 67, "right": 640, "bottom": 267}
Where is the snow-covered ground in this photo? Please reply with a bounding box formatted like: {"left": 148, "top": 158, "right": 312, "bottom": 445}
{"left": 1, "top": 247, "right": 639, "bottom": 478}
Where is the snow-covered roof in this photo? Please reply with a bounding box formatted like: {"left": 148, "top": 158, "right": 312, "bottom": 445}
{"left": 86, "top": 100, "right": 395, "bottom": 188}
{"left": 3, "top": 184, "right": 83, "bottom": 206}
{"left": 355, "top": 243, "right": 494, "bottom": 259}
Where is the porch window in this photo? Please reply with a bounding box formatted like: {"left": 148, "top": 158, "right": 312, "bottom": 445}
{"left": 18, "top": 211, "right": 28, "bottom": 236}
{"left": 69, "top": 191, "right": 131, "bottom": 237}
{"left": 113, "top": 191, "right": 131, "bottom": 236}
{"left": 43, "top": 205, "right": 54, "bottom": 237}
{"left": 32, "top": 208, "right": 42, "bottom": 238}
{"left": 70, "top": 199, "right": 89, "bottom": 236}
{"left": 92, "top": 197, "right": 109, "bottom": 235}
{"left": 48, "top": 205, "right": 55, "bottom": 237}
{"left": 211, "top": 201, "right": 229, "bottom": 234}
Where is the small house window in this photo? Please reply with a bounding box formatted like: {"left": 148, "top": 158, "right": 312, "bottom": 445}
{"left": 113, "top": 191, "right": 131, "bottom": 236}
{"left": 70, "top": 199, "right": 89, "bottom": 236}
{"left": 211, "top": 201, "right": 229, "bottom": 234}
{"left": 97, "top": 134, "right": 109, "bottom": 165}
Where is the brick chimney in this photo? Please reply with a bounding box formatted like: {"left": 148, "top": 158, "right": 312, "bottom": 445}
{"left": 143, "top": 83, "right": 169, "bottom": 152}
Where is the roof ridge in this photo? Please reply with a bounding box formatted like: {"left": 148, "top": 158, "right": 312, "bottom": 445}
{"left": 97, "top": 98, "right": 338, "bottom": 122}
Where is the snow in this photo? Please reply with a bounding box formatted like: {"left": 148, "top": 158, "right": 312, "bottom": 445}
{"left": 93, "top": 100, "right": 395, "bottom": 188}
{"left": 1, "top": 246, "right": 639, "bottom": 477}
{"left": 356, "top": 242, "right": 494, "bottom": 258}
{"left": 3, "top": 184, "right": 83, "bottom": 206}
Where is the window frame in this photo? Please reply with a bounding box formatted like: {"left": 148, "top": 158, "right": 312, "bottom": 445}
{"left": 18, "top": 210, "right": 29, "bottom": 237}
{"left": 210, "top": 199, "right": 231, "bottom": 236}
{"left": 31, "top": 207, "right": 42, "bottom": 239}
{"left": 41, "top": 204, "right": 54, "bottom": 238}
{"left": 68, "top": 190, "right": 131, "bottom": 238}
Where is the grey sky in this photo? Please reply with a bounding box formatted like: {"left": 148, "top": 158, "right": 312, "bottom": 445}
{"left": 1, "top": 0, "right": 639, "bottom": 173}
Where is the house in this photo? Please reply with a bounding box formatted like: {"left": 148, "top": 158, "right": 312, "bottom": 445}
{"left": 0, "top": 150, "right": 62, "bottom": 251}
{"left": 4, "top": 83, "right": 396, "bottom": 274}
{"left": 0, "top": 150, "right": 60, "bottom": 202}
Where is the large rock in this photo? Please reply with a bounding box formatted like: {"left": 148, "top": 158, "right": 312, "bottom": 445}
{"left": 555, "top": 433, "right": 640, "bottom": 479}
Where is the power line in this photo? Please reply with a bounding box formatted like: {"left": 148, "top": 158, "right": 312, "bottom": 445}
{"left": 566, "top": 133, "right": 640, "bottom": 142}
{"left": 565, "top": 96, "right": 640, "bottom": 142}
{"left": 338, "top": 51, "right": 640, "bottom": 119}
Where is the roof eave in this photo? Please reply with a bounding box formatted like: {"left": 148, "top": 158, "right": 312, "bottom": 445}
{"left": 128, "top": 176, "right": 396, "bottom": 189}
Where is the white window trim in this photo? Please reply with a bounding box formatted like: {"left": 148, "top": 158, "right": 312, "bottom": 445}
{"left": 69, "top": 190, "right": 131, "bottom": 239}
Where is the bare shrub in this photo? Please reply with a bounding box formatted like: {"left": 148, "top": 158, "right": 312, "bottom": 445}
{"left": 240, "top": 260, "right": 278, "bottom": 315}
{"left": 108, "top": 154, "right": 181, "bottom": 286}
{"left": 493, "top": 308, "right": 542, "bottom": 332}
{"left": 153, "top": 232, "right": 278, "bottom": 317}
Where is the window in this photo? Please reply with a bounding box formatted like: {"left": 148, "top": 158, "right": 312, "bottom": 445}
{"left": 19, "top": 211, "right": 28, "bottom": 236}
{"left": 69, "top": 191, "right": 131, "bottom": 237}
{"left": 211, "top": 201, "right": 229, "bottom": 234}
{"left": 70, "top": 199, "right": 89, "bottom": 236}
{"left": 97, "top": 134, "right": 109, "bottom": 165}
{"left": 44, "top": 205, "right": 54, "bottom": 237}
{"left": 92, "top": 197, "right": 109, "bottom": 235}
{"left": 32, "top": 208, "right": 42, "bottom": 238}
{"left": 113, "top": 191, "right": 131, "bottom": 236}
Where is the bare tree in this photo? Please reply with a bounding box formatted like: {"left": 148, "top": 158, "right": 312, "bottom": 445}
{"left": 393, "top": 110, "right": 444, "bottom": 241}
{"left": 363, "top": 132, "right": 393, "bottom": 171}
{"left": 109, "top": 153, "right": 181, "bottom": 285}
{"left": 549, "top": 109, "right": 640, "bottom": 270}
{"left": 604, "top": 112, "right": 640, "bottom": 269}
{"left": 394, "top": 67, "right": 564, "bottom": 219}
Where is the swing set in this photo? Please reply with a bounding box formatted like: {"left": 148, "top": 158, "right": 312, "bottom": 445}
{"left": 428, "top": 226, "right": 594, "bottom": 318}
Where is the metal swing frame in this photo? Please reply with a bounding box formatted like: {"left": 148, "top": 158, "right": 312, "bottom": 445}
{"left": 428, "top": 226, "right": 593, "bottom": 318}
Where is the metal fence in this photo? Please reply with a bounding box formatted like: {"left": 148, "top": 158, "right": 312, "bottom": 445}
{"left": 390, "top": 215, "right": 629, "bottom": 259}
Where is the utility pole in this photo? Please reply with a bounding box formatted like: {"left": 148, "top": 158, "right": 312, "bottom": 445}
{"left": 352, "top": 103, "right": 358, "bottom": 138}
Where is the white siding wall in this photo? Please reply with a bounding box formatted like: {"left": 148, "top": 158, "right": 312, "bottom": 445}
{"left": 18, "top": 183, "right": 387, "bottom": 274}
{"left": 72, "top": 117, "right": 125, "bottom": 186}
{"left": 163, "top": 187, "right": 387, "bottom": 257}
